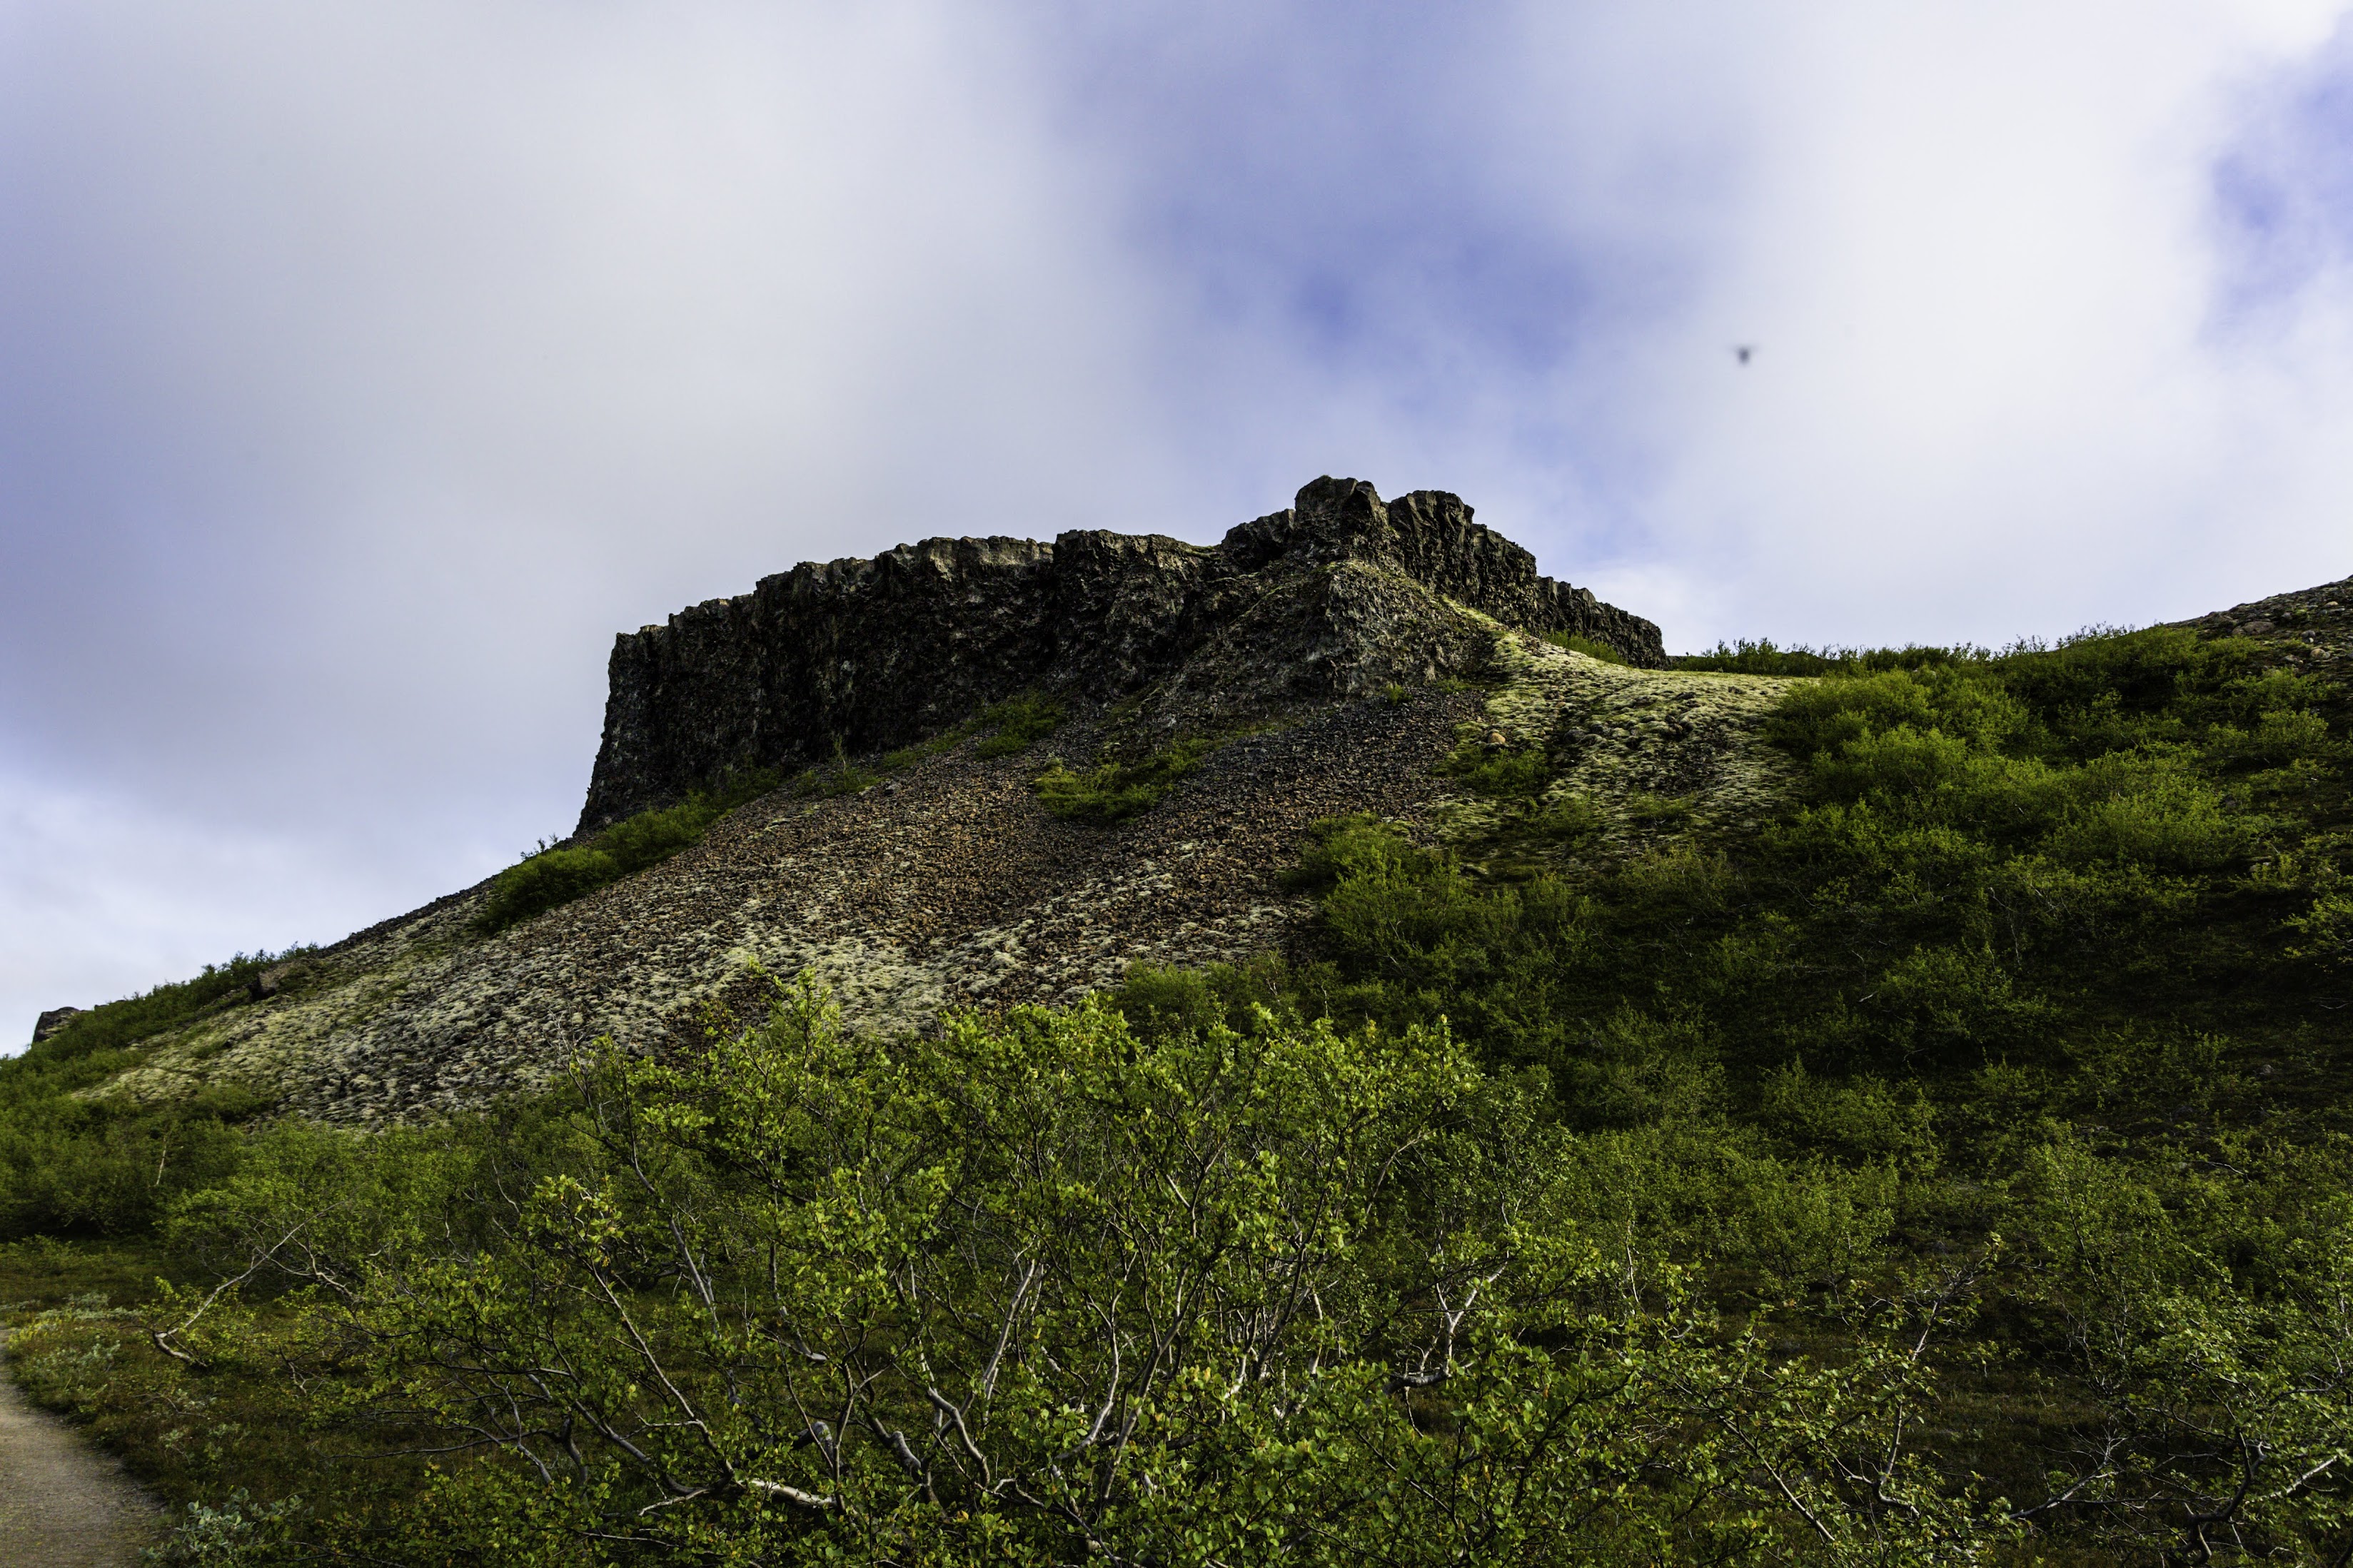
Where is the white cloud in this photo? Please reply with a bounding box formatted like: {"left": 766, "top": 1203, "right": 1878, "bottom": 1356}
{"left": 9, "top": 1, "right": 2353, "bottom": 1022}
{"left": 1508, "top": 1, "right": 2353, "bottom": 647}
{"left": 0, "top": 770, "right": 433, "bottom": 1054}
{"left": 0, "top": 0, "right": 1179, "bottom": 819}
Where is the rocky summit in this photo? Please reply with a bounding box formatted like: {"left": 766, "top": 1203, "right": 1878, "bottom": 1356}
{"left": 580, "top": 475, "right": 1664, "bottom": 829}
{"left": 74, "top": 478, "right": 1710, "bottom": 1123}
{"left": 52, "top": 482, "right": 2353, "bottom": 1131}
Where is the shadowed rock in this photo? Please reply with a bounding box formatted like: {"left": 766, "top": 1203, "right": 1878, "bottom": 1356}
{"left": 578, "top": 477, "right": 1663, "bottom": 830}
{"left": 30, "top": 1007, "right": 81, "bottom": 1044}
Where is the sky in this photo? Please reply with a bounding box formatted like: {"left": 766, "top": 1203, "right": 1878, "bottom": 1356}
{"left": 5, "top": 1, "right": 2353, "bottom": 1046}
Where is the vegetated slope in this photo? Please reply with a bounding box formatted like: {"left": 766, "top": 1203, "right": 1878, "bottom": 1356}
{"left": 9, "top": 572, "right": 2353, "bottom": 1565}
{"left": 75, "top": 634, "right": 1787, "bottom": 1126}
{"left": 24, "top": 478, "right": 1689, "bottom": 1127}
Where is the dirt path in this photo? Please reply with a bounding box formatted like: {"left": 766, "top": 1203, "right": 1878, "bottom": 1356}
{"left": 0, "top": 1333, "right": 161, "bottom": 1566}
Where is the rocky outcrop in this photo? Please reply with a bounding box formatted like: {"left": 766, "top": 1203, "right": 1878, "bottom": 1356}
{"left": 29, "top": 1008, "right": 80, "bottom": 1045}
{"left": 2177, "top": 575, "right": 2353, "bottom": 676}
{"left": 578, "top": 478, "right": 1663, "bottom": 829}
{"left": 95, "top": 641, "right": 1797, "bottom": 1126}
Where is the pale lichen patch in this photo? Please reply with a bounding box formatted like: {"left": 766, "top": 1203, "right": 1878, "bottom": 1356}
{"left": 75, "top": 690, "right": 1470, "bottom": 1124}
{"left": 1431, "top": 632, "right": 1805, "bottom": 864}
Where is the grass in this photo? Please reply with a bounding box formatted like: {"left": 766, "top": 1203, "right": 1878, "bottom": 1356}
{"left": 1437, "top": 734, "right": 1555, "bottom": 798}
{"left": 790, "top": 739, "right": 882, "bottom": 799}
{"left": 1032, "top": 736, "right": 1225, "bottom": 823}
{"left": 1541, "top": 629, "right": 1632, "bottom": 664}
{"left": 1, "top": 1233, "right": 433, "bottom": 1553}
{"left": 972, "top": 691, "right": 1065, "bottom": 757}
{"left": 473, "top": 765, "right": 785, "bottom": 934}
{"left": 8, "top": 621, "right": 2353, "bottom": 1563}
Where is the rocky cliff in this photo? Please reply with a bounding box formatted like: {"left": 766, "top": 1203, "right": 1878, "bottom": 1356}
{"left": 579, "top": 477, "right": 1663, "bottom": 829}
{"left": 69, "top": 477, "right": 1721, "bottom": 1123}
{"left": 96, "top": 641, "right": 1795, "bottom": 1124}
{"left": 46, "top": 527, "right": 2353, "bottom": 1131}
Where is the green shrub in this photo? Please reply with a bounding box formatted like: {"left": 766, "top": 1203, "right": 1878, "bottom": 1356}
{"left": 1540, "top": 630, "right": 1630, "bottom": 665}
{"left": 2287, "top": 889, "right": 2353, "bottom": 968}
{"left": 133, "top": 981, "right": 2018, "bottom": 1563}
{"left": 1438, "top": 738, "right": 1553, "bottom": 798}
{"left": 973, "top": 690, "right": 1065, "bottom": 757}
{"left": 472, "top": 847, "right": 621, "bottom": 931}
{"left": 1716, "top": 1149, "right": 1900, "bottom": 1297}
{"left": 1282, "top": 814, "right": 1432, "bottom": 892}
{"left": 474, "top": 766, "right": 782, "bottom": 934}
{"left": 2043, "top": 769, "right": 2249, "bottom": 871}
{"left": 1758, "top": 1059, "right": 1939, "bottom": 1170}
{"left": 1286, "top": 622, "right": 2344, "bottom": 1117}
{"left": 11, "top": 618, "right": 2352, "bottom": 1563}
{"left": 1677, "top": 639, "right": 1981, "bottom": 677}
{"left": 1032, "top": 737, "right": 1221, "bottom": 822}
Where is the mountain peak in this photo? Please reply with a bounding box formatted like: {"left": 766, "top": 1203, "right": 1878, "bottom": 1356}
{"left": 578, "top": 478, "right": 1660, "bottom": 830}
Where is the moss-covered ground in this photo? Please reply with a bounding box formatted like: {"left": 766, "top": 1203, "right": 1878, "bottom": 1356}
{"left": 5, "top": 619, "right": 2352, "bottom": 1563}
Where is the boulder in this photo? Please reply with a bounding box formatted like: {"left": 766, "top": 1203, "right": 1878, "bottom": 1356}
{"left": 31, "top": 1006, "right": 82, "bottom": 1043}
{"left": 249, "top": 961, "right": 309, "bottom": 1000}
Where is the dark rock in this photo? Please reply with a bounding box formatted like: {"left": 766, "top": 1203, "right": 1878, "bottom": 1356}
{"left": 249, "top": 962, "right": 308, "bottom": 1001}
{"left": 578, "top": 478, "right": 1666, "bottom": 829}
{"left": 31, "top": 1006, "right": 81, "bottom": 1043}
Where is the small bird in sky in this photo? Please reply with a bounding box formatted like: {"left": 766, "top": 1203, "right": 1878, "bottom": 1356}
{"left": 1733, "top": 345, "right": 1755, "bottom": 365}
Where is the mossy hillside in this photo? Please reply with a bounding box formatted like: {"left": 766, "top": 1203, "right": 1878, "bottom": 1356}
{"left": 9, "top": 570, "right": 1571, "bottom": 1138}
{"left": 1304, "top": 623, "right": 2348, "bottom": 1111}
{"left": 9, "top": 616, "right": 2353, "bottom": 1564}
{"left": 1425, "top": 631, "right": 1802, "bottom": 864}
{"left": 1540, "top": 628, "right": 1633, "bottom": 664}
{"left": 1032, "top": 738, "right": 1223, "bottom": 822}
{"left": 91, "top": 924, "right": 478, "bottom": 1118}
{"left": 20, "top": 686, "right": 1452, "bottom": 1134}
{"left": 478, "top": 695, "right": 1069, "bottom": 934}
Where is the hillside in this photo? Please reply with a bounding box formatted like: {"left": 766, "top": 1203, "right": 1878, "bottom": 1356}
{"left": 7, "top": 485, "right": 2353, "bottom": 1566}
{"left": 49, "top": 477, "right": 1688, "bottom": 1122}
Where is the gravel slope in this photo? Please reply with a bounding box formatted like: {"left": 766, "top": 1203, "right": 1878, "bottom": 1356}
{"left": 90, "top": 634, "right": 1803, "bottom": 1123}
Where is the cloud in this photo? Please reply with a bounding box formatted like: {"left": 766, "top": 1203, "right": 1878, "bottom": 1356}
{"left": 2215, "top": 14, "right": 2353, "bottom": 313}
{"left": 1037, "top": 1, "right": 2353, "bottom": 647}
{"left": 1603, "top": 1, "right": 2353, "bottom": 648}
{"left": 7, "top": 1, "right": 2353, "bottom": 1042}
{"left": 0, "top": 1, "right": 1176, "bottom": 803}
{"left": 0, "top": 767, "right": 410, "bottom": 1046}
{"left": 0, "top": 1, "right": 1189, "bottom": 1041}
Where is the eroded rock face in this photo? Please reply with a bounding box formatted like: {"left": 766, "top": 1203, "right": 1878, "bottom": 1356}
{"left": 2178, "top": 575, "right": 2353, "bottom": 676}
{"left": 96, "top": 633, "right": 1798, "bottom": 1126}
{"left": 30, "top": 1007, "right": 81, "bottom": 1044}
{"left": 578, "top": 477, "right": 1664, "bottom": 829}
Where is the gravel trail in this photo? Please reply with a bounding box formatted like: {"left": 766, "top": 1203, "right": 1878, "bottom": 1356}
{"left": 0, "top": 1334, "right": 159, "bottom": 1567}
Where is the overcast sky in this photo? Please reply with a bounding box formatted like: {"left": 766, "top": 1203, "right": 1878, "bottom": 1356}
{"left": 6, "top": 1, "right": 2353, "bottom": 1046}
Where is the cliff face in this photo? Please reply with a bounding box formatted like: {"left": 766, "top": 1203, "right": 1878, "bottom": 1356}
{"left": 96, "top": 639, "right": 1796, "bottom": 1126}
{"left": 578, "top": 477, "right": 1664, "bottom": 830}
